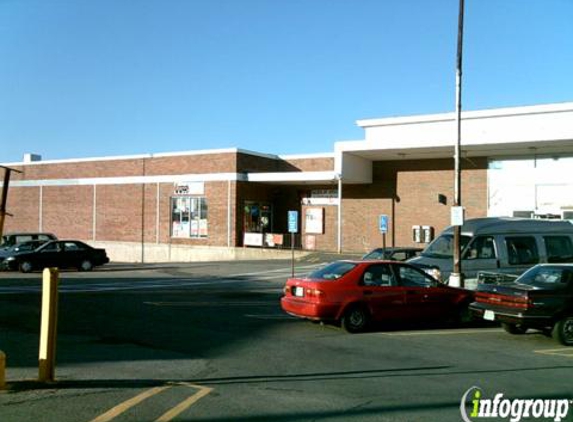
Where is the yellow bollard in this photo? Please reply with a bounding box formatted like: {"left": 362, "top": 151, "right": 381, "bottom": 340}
{"left": 0, "top": 350, "right": 5, "bottom": 390}
{"left": 38, "top": 268, "right": 59, "bottom": 383}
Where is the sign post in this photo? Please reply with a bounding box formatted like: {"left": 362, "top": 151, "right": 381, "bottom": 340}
{"left": 379, "top": 214, "right": 389, "bottom": 254}
{"left": 288, "top": 211, "right": 298, "bottom": 277}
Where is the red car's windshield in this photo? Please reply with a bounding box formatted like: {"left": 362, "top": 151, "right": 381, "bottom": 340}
{"left": 308, "top": 262, "right": 357, "bottom": 281}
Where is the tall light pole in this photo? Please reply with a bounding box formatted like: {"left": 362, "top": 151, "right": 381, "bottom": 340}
{"left": 452, "top": 0, "right": 465, "bottom": 287}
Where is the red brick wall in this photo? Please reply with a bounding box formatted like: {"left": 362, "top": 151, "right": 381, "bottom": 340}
{"left": 96, "top": 184, "right": 144, "bottom": 242}
{"left": 3, "top": 155, "right": 488, "bottom": 254}
{"left": 3, "top": 187, "right": 41, "bottom": 233}
{"left": 146, "top": 154, "right": 237, "bottom": 175}
{"left": 10, "top": 159, "right": 146, "bottom": 180}
{"left": 340, "top": 158, "right": 488, "bottom": 253}
{"left": 283, "top": 157, "right": 334, "bottom": 172}
{"left": 8, "top": 152, "right": 238, "bottom": 181}
{"left": 42, "top": 186, "right": 93, "bottom": 240}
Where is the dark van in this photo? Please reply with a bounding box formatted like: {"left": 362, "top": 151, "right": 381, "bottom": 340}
{"left": 408, "top": 218, "right": 573, "bottom": 288}
{"left": 0, "top": 232, "right": 58, "bottom": 250}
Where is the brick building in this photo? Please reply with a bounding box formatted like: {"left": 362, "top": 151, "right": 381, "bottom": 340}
{"left": 2, "top": 102, "right": 573, "bottom": 262}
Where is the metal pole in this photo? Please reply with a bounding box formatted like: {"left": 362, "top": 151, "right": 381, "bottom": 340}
{"left": 453, "top": 0, "right": 465, "bottom": 287}
{"left": 337, "top": 176, "right": 342, "bottom": 254}
{"left": 0, "top": 169, "right": 11, "bottom": 241}
{"left": 291, "top": 233, "right": 295, "bottom": 277}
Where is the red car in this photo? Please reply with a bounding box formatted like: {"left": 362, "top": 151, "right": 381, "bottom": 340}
{"left": 281, "top": 260, "right": 473, "bottom": 333}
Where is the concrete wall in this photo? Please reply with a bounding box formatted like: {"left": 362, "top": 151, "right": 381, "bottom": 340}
{"left": 92, "top": 241, "right": 310, "bottom": 263}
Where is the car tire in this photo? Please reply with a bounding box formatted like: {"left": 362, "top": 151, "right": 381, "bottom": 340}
{"left": 341, "top": 306, "right": 369, "bottom": 333}
{"left": 502, "top": 322, "right": 528, "bottom": 335}
{"left": 19, "top": 261, "right": 33, "bottom": 273}
{"left": 79, "top": 259, "right": 93, "bottom": 272}
{"left": 552, "top": 317, "right": 573, "bottom": 346}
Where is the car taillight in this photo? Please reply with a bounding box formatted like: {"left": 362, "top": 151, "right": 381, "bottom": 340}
{"left": 476, "top": 293, "right": 535, "bottom": 309}
{"left": 306, "top": 289, "right": 325, "bottom": 298}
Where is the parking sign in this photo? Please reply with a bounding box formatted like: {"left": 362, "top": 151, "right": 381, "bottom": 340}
{"left": 288, "top": 211, "right": 298, "bottom": 233}
{"left": 379, "top": 215, "right": 389, "bottom": 233}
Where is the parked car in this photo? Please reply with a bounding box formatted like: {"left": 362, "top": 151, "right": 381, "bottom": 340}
{"left": 281, "top": 260, "right": 473, "bottom": 333}
{"left": 469, "top": 264, "right": 573, "bottom": 345}
{"left": 1, "top": 240, "right": 110, "bottom": 273}
{"left": 362, "top": 247, "right": 423, "bottom": 261}
{"left": 408, "top": 217, "right": 573, "bottom": 286}
{"left": 0, "top": 232, "right": 57, "bottom": 250}
{"left": 0, "top": 240, "right": 50, "bottom": 266}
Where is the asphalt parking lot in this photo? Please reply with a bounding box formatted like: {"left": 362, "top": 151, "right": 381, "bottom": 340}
{"left": 1, "top": 260, "right": 573, "bottom": 422}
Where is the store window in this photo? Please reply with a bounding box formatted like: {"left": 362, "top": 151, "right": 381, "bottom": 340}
{"left": 243, "top": 202, "right": 272, "bottom": 233}
{"left": 171, "top": 197, "right": 208, "bottom": 238}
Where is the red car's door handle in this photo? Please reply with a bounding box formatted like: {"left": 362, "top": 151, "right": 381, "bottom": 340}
{"left": 363, "top": 290, "right": 373, "bottom": 296}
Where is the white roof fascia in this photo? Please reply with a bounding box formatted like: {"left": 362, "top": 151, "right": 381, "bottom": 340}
{"left": 278, "top": 152, "right": 335, "bottom": 160}
{"left": 246, "top": 171, "right": 337, "bottom": 183}
{"left": 356, "top": 102, "right": 573, "bottom": 128}
{"left": 5, "top": 172, "right": 248, "bottom": 188}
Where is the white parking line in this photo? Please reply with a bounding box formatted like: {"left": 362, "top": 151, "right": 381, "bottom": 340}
{"left": 379, "top": 328, "right": 504, "bottom": 336}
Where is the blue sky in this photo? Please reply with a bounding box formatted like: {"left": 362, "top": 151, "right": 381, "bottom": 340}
{"left": 1, "top": 0, "right": 572, "bottom": 163}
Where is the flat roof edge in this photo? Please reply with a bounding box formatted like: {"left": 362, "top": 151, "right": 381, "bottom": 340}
{"left": 356, "top": 102, "right": 573, "bottom": 128}
{"left": 0, "top": 148, "right": 285, "bottom": 167}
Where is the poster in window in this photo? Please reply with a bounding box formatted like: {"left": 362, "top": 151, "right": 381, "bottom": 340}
{"left": 199, "top": 219, "right": 208, "bottom": 237}
{"left": 190, "top": 220, "right": 199, "bottom": 237}
{"left": 305, "top": 208, "right": 324, "bottom": 234}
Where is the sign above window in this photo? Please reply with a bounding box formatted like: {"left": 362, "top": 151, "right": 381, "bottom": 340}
{"left": 174, "top": 182, "right": 204, "bottom": 196}
{"left": 301, "top": 189, "right": 338, "bottom": 206}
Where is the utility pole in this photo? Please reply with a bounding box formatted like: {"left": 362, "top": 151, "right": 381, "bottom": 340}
{"left": 0, "top": 166, "right": 22, "bottom": 241}
{"left": 452, "top": 0, "right": 465, "bottom": 288}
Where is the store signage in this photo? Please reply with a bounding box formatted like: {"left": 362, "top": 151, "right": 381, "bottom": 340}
{"left": 301, "top": 189, "right": 339, "bottom": 206}
{"left": 451, "top": 206, "right": 465, "bottom": 226}
{"left": 305, "top": 208, "right": 324, "bottom": 234}
{"left": 264, "top": 234, "right": 284, "bottom": 247}
{"left": 244, "top": 232, "right": 264, "bottom": 247}
{"left": 174, "top": 182, "right": 204, "bottom": 196}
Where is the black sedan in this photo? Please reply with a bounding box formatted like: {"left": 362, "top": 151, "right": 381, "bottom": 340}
{"left": 470, "top": 264, "right": 573, "bottom": 346}
{"left": 1, "top": 240, "right": 110, "bottom": 273}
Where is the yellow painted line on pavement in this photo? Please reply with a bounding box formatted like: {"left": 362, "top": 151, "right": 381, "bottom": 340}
{"left": 88, "top": 382, "right": 213, "bottom": 422}
{"left": 155, "top": 383, "right": 213, "bottom": 422}
{"left": 89, "top": 385, "right": 169, "bottom": 422}
{"left": 534, "top": 348, "right": 573, "bottom": 358}
{"left": 380, "top": 328, "right": 503, "bottom": 336}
